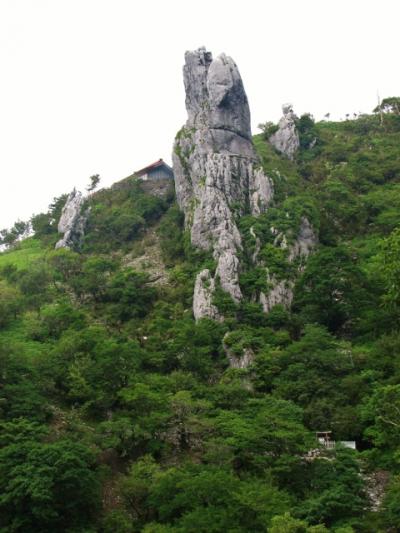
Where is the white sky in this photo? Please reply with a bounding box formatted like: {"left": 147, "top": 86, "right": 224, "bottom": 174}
{"left": 0, "top": 0, "right": 398, "bottom": 228}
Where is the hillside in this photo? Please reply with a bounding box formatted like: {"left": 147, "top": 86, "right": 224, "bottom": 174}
{"left": 1, "top": 57, "right": 400, "bottom": 531}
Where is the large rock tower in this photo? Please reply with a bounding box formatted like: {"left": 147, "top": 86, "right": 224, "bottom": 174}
{"left": 172, "top": 47, "right": 274, "bottom": 319}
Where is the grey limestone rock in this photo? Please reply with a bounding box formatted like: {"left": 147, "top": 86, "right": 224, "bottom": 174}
{"left": 259, "top": 217, "right": 318, "bottom": 312}
{"left": 250, "top": 167, "right": 274, "bottom": 215}
{"left": 173, "top": 47, "right": 274, "bottom": 320}
{"left": 260, "top": 277, "right": 294, "bottom": 314}
{"left": 193, "top": 269, "right": 221, "bottom": 321}
{"left": 249, "top": 226, "right": 262, "bottom": 263}
{"left": 183, "top": 48, "right": 251, "bottom": 140}
{"left": 55, "top": 189, "right": 87, "bottom": 250}
{"left": 288, "top": 216, "right": 317, "bottom": 263}
{"left": 223, "top": 332, "right": 255, "bottom": 369}
{"left": 269, "top": 103, "right": 300, "bottom": 160}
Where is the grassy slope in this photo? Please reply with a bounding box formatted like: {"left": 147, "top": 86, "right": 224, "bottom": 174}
{"left": 0, "top": 238, "right": 46, "bottom": 269}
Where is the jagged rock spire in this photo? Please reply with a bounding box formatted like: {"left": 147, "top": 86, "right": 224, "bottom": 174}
{"left": 183, "top": 48, "right": 252, "bottom": 140}
{"left": 269, "top": 103, "right": 300, "bottom": 160}
{"left": 55, "top": 189, "right": 88, "bottom": 250}
{"left": 173, "top": 47, "right": 274, "bottom": 320}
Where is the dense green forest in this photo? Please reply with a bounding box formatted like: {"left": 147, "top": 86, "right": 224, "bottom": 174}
{"left": 1, "top": 106, "right": 400, "bottom": 532}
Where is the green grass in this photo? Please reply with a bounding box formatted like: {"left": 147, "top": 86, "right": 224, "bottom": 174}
{"left": 253, "top": 133, "right": 298, "bottom": 178}
{"left": 0, "top": 238, "right": 46, "bottom": 269}
{"left": 253, "top": 134, "right": 304, "bottom": 201}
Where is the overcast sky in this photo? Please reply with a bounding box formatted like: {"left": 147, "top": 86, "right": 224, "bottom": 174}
{"left": 0, "top": 0, "right": 398, "bottom": 228}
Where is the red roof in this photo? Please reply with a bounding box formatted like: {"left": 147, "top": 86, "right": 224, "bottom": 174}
{"left": 134, "top": 158, "right": 167, "bottom": 177}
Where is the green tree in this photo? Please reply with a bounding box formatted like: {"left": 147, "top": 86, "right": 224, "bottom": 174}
{"left": 381, "top": 227, "right": 400, "bottom": 315}
{"left": 47, "top": 247, "right": 83, "bottom": 285}
{"left": 102, "top": 268, "right": 157, "bottom": 323}
{"left": 0, "top": 420, "right": 100, "bottom": 531}
{"left": 254, "top": 325, "right": 361, "bottom": 436}
{"left": 35, "top": 300, "right": 86, "bottom": 339}
{"left": 17, "top": 263, "right": 51, "bottom": 313}
{"left": 293, "top": 246, "right": 369, "bottom": 332}
{"left": 380, "top": 475, "right": 400, "bottom": 530}
{"left": 298, "top": 450, "right": 366, "bottom": 528}
{"left": 362, "top": 384, "right": 400, "bottom": 450}
{"left": 270, "top": 512, "right": 328, "bottom": 532}
{"left": 374, "top": 96, "right": 400, "bottom": 115}
{"left": 87, "top": 173, "right": 101, "bottom": 192}
{"left": 212, "top": 396, "right": 311, "bottom": 475}
{"left": 0, "top": 220, "right": 28, "bottom": 248}
{"left": 0, "top": 282, "right": 23, "bottom": 327}
{"left": 31, "top": 195, "right": 67, "bottom": 241}
{"left": 0, "top": 346, "right": 48, "bottom": 421}
{"left": 158, "top": 204, "right": 184, "bottom": 265}
{"left": 126, "top": 462, "right": 291, "bottom": 532}
{"left": 72, "top": 255, "right": 118, "bottom": 301}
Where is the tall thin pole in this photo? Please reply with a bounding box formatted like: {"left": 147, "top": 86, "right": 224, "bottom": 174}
{"left": 377, "top": 90, "right": 383, "bottom": 127}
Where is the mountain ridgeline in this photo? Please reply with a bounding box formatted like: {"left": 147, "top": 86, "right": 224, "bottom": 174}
{"left": 1, "top": 48, "right": 400, "bottom": 532}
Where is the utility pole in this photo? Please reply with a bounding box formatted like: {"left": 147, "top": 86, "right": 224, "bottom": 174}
{"left": 377, "top": 90, "right": 384, "bottom": 127}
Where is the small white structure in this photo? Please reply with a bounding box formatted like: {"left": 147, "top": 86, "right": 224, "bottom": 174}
{"left": 339, "top": 441, "right": 357, "bottom": 450}
{"left": 316, "top": 431, "right": 356, "bottom": 450}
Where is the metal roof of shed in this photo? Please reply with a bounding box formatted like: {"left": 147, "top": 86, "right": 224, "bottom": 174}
{"left": 134, "top": 158, "right": 172, "bottom": 177}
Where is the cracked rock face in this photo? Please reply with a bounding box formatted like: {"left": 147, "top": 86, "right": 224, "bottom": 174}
{"left": 260, "top": 217, "right": 318, "bottom": 313}
{"left": 193, "top": 269, "right": 221, "bottom": 321}
{"left": 55, "top": 189, "right": 87, "bottom": 250}
{"left": 288, "top": 216, "right": 317, "bottom": 262}
{"left": 173, "top": 47, "right": 274, "bottom": 320}
{"left": 269, "top": 104, "right": 300, "bottom": 160}
{"left": 223, "top": 333, "right": 255, "bottom": 369}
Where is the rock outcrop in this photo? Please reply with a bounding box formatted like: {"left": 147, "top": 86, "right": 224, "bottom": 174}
{"left": 173, "top": 47, "right": 274, "bottom": 320}
{"left": 55, "top": 189, "right": 87, "bottom": 250}
{"left": 223, "top": 333, "right": 255, "bottom": 369}
{"left": 259, "top": 217, "right": 317, "bottom": 313}
{"left": 193, "top": 269, "right": 221, "bottom": 321}
{"left": 269, "top": 104, "right": 300, "bottom": 160}
{"left": 288, "top": 216, "right": 317, "bottom": 262}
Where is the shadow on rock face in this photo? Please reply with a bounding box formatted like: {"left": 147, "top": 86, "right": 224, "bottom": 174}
{"left": 173, "top": 47, "right": 274, "bottom": 321}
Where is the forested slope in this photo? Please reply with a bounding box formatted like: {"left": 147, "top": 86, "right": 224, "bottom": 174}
{"left": 1, "top": 108, "right": 400, "bottom": 532}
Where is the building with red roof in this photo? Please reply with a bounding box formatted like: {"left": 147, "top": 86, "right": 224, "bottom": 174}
{"left": 134, "top": 159, "right": 174, "bottom": 181}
